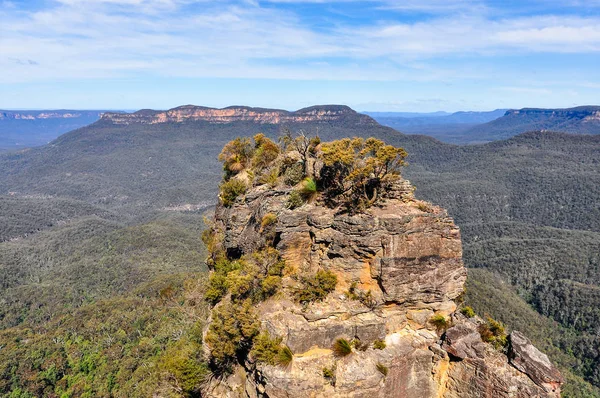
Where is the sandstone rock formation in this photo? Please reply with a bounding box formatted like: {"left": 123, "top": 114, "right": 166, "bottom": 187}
{"left": 203, "top": 140, "right": 563, "bottom": 397}
{"left": 101, "top": 105, "right": 376, "bottom": 125}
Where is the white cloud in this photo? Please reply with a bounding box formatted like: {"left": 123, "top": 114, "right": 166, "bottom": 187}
{"left": 1, "top": 0, "right": 600, "bottom": 84}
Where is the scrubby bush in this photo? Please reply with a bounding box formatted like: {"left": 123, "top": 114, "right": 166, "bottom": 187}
{"left": 320, "top": 137, "right": 407, "bottom": 211}
{"left": 430, "top": 314, "right": 449, "bottom": 332}
{"left": 219, "top": 178, "right": 248, "bottom": 207}
{"left": 345, "top": 281, "right": 376, "bottom": 308}
{"left": 322, "top": 365, "right": 336, "bottom": 385}
{"left": 373, "top": 339, "right": 386, "bottom": 350}
{"left": 283, "top": 162, "right": 305, "bottom": 186}
{"left": 261, "top": 213, "right": 278, "bottom": 230}
{"left": 299, "top": 177, "right": 317, "bottom": 200}
{"left": 294, "top": 270, "right": 337, "bottom": 303}
{"left": 287, "top": 190, "right": 304, "bottom": 209}
{"left": 251, "top": 134, "right": 280, "bottom": 172}
{"left": 219, "top": 137, "right": 253, "bottom": 177}
{"left": 251, "top": 331, "right": 283, "bottom": 365}
{"left": 160, "top": 338, "right": 209, "bottom": 396}
{"left": 205, "top": 300, "right": 260, "bottom": 371}
{"left": 376, "top": 363, "right": 389, "bottom": 377}
{"left": 461, "top": 306, "right": 476, "bottom": 318}
{"left": 333, "top": 338, "right": 352, "bottom": 357}
{"left": 205, "top": 272, "right": 228, "bottom": 305}
{"left": 277, "top": 345, "right": 294, "bottom": 367}
{"left": 479, "top": 317, "right": 508, "bottom": 350}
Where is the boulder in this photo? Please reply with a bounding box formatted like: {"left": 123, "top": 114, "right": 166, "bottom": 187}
{"left": 508, "top": 331, "right": 564, "bottom": 393}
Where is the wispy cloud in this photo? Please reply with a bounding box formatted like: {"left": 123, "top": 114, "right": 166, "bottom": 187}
{"left": 1, "top": 0, "right": 600, "bottom": 84}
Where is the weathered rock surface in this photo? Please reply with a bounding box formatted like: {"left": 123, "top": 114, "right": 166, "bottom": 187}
{"left": 207, "top": 177, "right": 563, "bottom": 398}
{"left": 442, "top": 322, "right": 486, "bottom": 360}
{"left": 508, "top": 331, "right": 564, "bottom": 394}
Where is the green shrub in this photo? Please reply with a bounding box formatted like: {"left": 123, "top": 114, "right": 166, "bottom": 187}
{"left": 261, "top": 213, "right": 278, "bottom": 230}
{"left": 376, "top": 363, "right": 389, "bottom": 377}
{"left": 429, "top": 314, "right": 449, "bottom": 332}
{"left": 205, "top": 300, "right": 260, "bottom": 371}
{"left": 257, "top": 166, "right": 280, "bottom": 187}
{"left": 300, "top": 177, "right": 317, "bottom": 200}
{"left": 218, "top": 137, "right": 253, "bottom": 176}
{"left": 251, "top": 331, "right": 283, "bottom": 365}
{"left": 251, "top": 134, "right": 280, "bottom": 172}
{"left": 277, "top": 345, "right": 294, "bottom": 367}
{"left": 205, "top": 273, "right": 228, "bottom": 305}
{"left": 332, "top": 338, "right": 352, "bottom": 357}
{"left": 219, "top": 178, "right": 248, "bottom": 207}
{"left": 322, "top": 365, "right": 336, "bottom": 385}
{"left": 160, "top": 338, "right": 209, "bottom": 396}
{"left": 478, "top": 317, "right": 508, "bottom": 350}
{"left": 287, "top": 190, "right": 304, "bottom": 209}
{"left": 417, "top": 202, "right": 433, "bottom": 213}
{"left": 373, "top": 339, "right": 386, "bottom": 350}
{"left": 461, "top": 306, "right": 475, "bottom": 318}
{"left": 294, "top": 270, "right": 338, "bottom": 303}
{"left": 283, "top": 162, "right": 304, "bottom": 186}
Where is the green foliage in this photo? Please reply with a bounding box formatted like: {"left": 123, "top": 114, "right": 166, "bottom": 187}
{"left": 320, "top": 137, "right": 407, "bottom": 211}
{"left": 376, "top": 363, "right": 389, "bottom": 377}
{"left": 160, "top": 337, "right": 209, "bottom": 397}
{"left": 261, "top": 213, "right": 278, "bottom": 230}
{"left": 294, "top": 270, "right": 338, "bottom": 303}
{"left": 322, "top": 365, "right": 336, "bottom": 385}
{"left": 478, "top": 316, "right": 508, "bottom": 350}
{"left": 283, "top": 162, "right": 305, "bottom": 186}
{"left": 373, "top": 339, "right": 386, "bottom": 350}
{"left": 299, "top": 177, "right": 317, "bottom": 200}
{"left": 429, "top": 314, "right": 449, "bottom": 332}
{"left": 205, "top": 299, "right": 260, "bottom": 371}
{"left": 277, "top": 345, "right": 294, "bottom": 367}
{"left": 219, "top": 137, "right": 253, "bottom": 177}
{"left": 251, "top": 133, "right": 280, "bottom": 172}
{"left": 219, "top": 178, "right": 248, "bottom": 207}
{"left": 248, "top": 330, "right": 293, "bottom": 367}
{"left": 0, "top": 274, "right": 210, "bottom": 397}
{"left": 461, "top": 306, "right": 476, "bottom": 318}
{"left": 204, "top": 272, "right": 228, "bottom": 304}
{"left": 251, "top": 331, "right": 284, "bottom": 365}
{"left": 332, "top": 338, "right": 352, "bottom": 357}
{"left": 286, "top": 190, "right": 304, "bottom": 209}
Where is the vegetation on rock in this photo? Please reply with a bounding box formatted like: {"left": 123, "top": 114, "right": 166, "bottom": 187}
{"left": 478, "top": 316, "right": 508, "bottom": 350}
{"left": 332, "top": 338, "right": 353, "bottom": 357}
{"left": 430, "top": 314, "right": 450, "bottom": 332}
{"left": 461, "top": 306, "right": 476, "bottom": 318}
{"left": 294, "top": 270, "right": 338, "bottom": 303}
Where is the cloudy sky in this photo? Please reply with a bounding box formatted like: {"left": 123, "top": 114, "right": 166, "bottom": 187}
{"left": 1, "top": 0, "right": 600, "bottom": 111}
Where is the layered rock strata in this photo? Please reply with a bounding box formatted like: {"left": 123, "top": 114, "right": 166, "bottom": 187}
{"left": 101, "top": 105, "right": 376, "bottom": 125}
{"left": 206, "top": 178, "right": 563, "bottom": 397}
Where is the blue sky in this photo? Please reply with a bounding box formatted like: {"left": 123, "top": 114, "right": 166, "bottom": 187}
{"left": 1, "top": 0, "right": 600, "bottom": 112}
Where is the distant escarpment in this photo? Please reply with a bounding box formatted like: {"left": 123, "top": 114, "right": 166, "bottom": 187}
{"left": 0, "top": 110, "right": 103, "bottom": 120}
{"left": 101, "top": 105, "right": 377, "bottom": 125}
{"left": 465, "top": 105, "right": 600, "bottom": 141}
{"left": 201, "top": 134, "right": 563, "bottom": 397}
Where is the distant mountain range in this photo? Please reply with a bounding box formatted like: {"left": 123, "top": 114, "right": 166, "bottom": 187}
{"left": 464, "top": 106, "right": 600, "bottom": 142}
{"left": 0, "top": 110, "right": 105, "bottom": 150}
{"left": 369, "top": 106, "right": 600, "bottom": 144}
{"left": 1, "top": 104, "right": 599, "bottom": 394}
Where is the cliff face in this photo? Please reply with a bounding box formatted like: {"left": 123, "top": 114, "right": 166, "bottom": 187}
{"left": 101, "top": 105, "right": 377, "bottom": 125}
{"left": 0, "top": 110, "right": 101, "bottom": 120}
{"left": 206, "top": 172, "right": 563, "bottom": 397}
